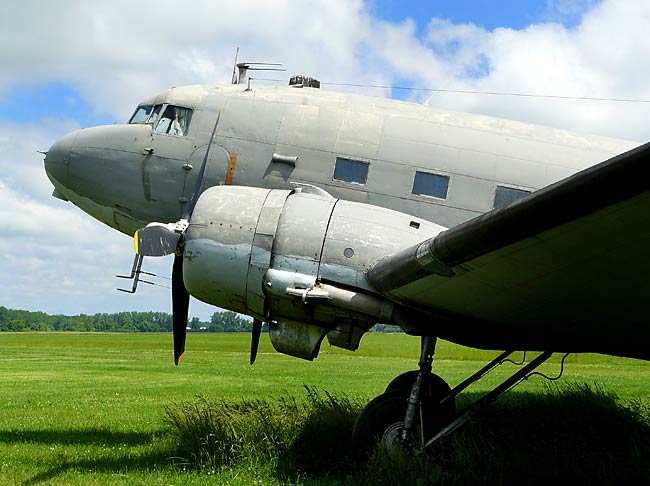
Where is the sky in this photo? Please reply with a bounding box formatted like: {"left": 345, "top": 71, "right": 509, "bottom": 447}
{"left": 1, "top": 0, "right": 649, "bottom": 321}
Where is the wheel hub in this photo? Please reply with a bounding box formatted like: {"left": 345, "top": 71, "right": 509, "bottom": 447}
{"left": 381, "top": 422, "right": 407, "bottom": 451}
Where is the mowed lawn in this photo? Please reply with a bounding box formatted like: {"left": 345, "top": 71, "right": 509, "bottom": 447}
{"left": 1, "top": 332, "right": 649, "bottom": 485}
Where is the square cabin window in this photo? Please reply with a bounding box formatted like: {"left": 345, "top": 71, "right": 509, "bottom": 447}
{"left": 412, "top": 171, "right": 449, "bottom": 199}
{"left": 494, "top": 185, "right": 531, "bottom": 209}
{"left": 333, "top": 157, "right": 369, "bottom": 185}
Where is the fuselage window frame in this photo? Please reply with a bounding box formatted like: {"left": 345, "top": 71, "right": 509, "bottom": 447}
{"left": 149, "top": 104, "right": 163, "bottom": 127}
{"left": 412, "top": 170, "right": 450, "bottom": 200}
{"left": 332, "top": 157, "right": 370, "bottom": 186}
{"left": 493, "top": 184, "right": 532, "bottom": 209}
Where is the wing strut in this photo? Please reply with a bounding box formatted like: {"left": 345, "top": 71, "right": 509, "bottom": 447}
{"left": 423, "top": 351, "right": 554, "bottom": 450}
{"left": 352, "top": 345, "right": 561, "bottom": 453}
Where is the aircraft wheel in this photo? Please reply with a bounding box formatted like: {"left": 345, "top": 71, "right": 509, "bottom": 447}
{"left": 385, "top": 370, "right": 456, "bottom": 416}
{"left": 352, "top": 390, "right": 447, "bottom": 453}
{"left": 352, "top": 391, "right": 412, "bottom": 453}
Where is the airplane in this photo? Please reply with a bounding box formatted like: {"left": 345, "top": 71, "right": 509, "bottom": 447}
{"left": 43, "top": 66, "right": 650, "bottom": 452}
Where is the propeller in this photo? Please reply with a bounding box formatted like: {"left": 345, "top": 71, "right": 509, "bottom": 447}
{"left": 250, "top": 319, "right": 263, "bottom": 365}
{"left": 171, "top": 248, "right": 189, "bottom": 365}
{"left": 134, "top": 109, "right": 221, "bottom": 365}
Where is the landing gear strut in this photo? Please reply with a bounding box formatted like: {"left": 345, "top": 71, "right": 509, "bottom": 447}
{"left": 352, "top": 336, "right": 454, "bottom": 451}
{"left": 352, "top": 337, "right": 556, "bottom": 453}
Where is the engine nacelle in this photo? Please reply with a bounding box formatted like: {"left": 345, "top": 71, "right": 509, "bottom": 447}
{"left": 183, "top": 186, "right": 445, "bottom": 360}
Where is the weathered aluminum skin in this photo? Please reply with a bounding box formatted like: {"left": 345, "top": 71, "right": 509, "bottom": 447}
{"left": 179, "top": 184, "right": 446, "bottom": 359}
{"left": 246, "top": 189, "right": 293, "bottom": 318}
{"left": 42, "top": 82, "right": 646, "bottom": 360}
{"left": 271, "top": 193, "right": 336, "bottom": 277}
{"left": 319, "top": 200, "right": 445, "bottom": 290}
{"left": 45, "top": 83, "right": 638, "bottom": 240}
{"left": 183, "top": 186, "right": 272, "bottom": 314}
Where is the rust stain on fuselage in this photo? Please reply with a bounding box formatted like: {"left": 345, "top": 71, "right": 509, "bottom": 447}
{"left": 225, "top": 153, "right": 237, "bottom": 185}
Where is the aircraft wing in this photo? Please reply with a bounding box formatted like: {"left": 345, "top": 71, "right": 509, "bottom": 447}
{"left": 368, "top": 142, "right": 650, "bottom": 359}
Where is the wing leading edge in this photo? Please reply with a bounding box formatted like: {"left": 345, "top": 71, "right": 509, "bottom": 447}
{"left": 368, "top": 142, "right": 650, "bottom": 360}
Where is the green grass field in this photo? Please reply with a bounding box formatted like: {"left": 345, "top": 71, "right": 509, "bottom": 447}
{"left": 1, "top": 332, "right": 649, "bottom": 485}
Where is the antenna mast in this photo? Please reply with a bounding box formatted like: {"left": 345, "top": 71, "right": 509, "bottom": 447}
{"left": 230, "top": 47, "right": 240, "bottom": 84}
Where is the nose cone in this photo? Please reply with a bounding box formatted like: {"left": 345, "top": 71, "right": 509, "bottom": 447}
{"left": 44, "top": 130, "right": 79, "bottom": 189}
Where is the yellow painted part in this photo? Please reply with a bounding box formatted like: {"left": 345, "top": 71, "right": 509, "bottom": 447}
{"left": 133, "top": 230, "right": 139, "bottom": 254}
{"left": 175, "top": 353, "right": 184, "bottom": 366}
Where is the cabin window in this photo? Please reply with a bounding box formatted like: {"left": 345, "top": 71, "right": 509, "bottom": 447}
{"left": 333, "top": 157, "right": 369, "bottom": 185}
{"left": 155, "top": 105, "right": 193, "bottom": 137}
{"left": 412, "top": 171, "right": 449, "bottom": 199}
{"left": 494, "top": 185, "right": 531, "bottom": 209}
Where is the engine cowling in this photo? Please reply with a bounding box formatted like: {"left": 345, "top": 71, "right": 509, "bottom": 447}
{"left": 183, "top": 186, "right": 445, "bottom": 360}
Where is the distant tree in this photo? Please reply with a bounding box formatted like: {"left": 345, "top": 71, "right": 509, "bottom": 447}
{"left": 371, "top": 323, "right": 402, "bottom": 333}
{"left": 0, "top": 307, "right": 405, "bottom": 334}
{"left": 209, "top": 311, "right": 252, "bottom": 332}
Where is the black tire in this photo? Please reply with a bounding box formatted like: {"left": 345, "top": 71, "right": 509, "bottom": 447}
{"left": 352, "top": 391, "right": 411, "bottom": 453}
{"left": 385, "top": 370, "right": 456, "bottom": 416}
{"left": 352, "top": 390, "right": 449, "bottom": 453}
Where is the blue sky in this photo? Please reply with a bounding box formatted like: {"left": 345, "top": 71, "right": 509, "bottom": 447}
{"left": 371, "top": 0, "right": 598, "bottom": 30}
{"left": 1, "top": 0, "right": 647, "bottom": 320}
{"left": 0, "top": 83, "right": 115, "bottom": 127}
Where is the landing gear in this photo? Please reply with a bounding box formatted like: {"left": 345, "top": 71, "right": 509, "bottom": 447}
{"left": 385, "top": 370, "right": 455, "bottom": 417}
{"left": 352, "top": 386, "right": 453, "bottom": 452}
{"left": 352, "top": 336, "right": 558, "bottom": 454}
{"left": 352, "top": 336, "right": 454, "bottom": 451}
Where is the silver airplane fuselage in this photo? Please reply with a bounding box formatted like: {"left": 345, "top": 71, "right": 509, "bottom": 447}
{"left": 44, "top": 83, "right": 637, "bottom": 236}
{"left": 41, "top": 82, "right": 650, "bottom": 451}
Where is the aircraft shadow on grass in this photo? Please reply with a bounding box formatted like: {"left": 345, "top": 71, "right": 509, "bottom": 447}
{"left": 274, "top": 386, "right": 650, "bottom": 482}
{"left": 0, "top": 428, "right": 169, "bottom": 486}
{"left": 21, "top": 449, "right": 174, "bottom": 486}
{"left": 0, "top": 428, "right": 153, "bottom": 446}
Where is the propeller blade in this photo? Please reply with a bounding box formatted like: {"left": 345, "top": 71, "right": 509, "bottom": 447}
{"left": 250, "top": 318, "right": 263, "bottom": 365}
{"left": 172, "top": 250, "right": 189, "bottom": 366}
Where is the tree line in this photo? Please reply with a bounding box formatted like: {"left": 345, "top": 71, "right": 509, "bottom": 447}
{"left": 0, "top": 306, "right": 402, "bottom": 333}
{"left": 0, "top": 307, "right": 253, "bottom": 333}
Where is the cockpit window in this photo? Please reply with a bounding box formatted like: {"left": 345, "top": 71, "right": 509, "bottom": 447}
{"left": 129, "top": 104, "right": 154, "bottom": 124}
{"left": 128, "top": 103, "right": 193, "bottom": 136}
{"left": 155, "top": 105, "right": 193, "bottom": 137}
{"left": 128, "top": 103, "right": 163, "bottom": 125}
{"left": 149, "top": 104, "right": 162, "bottom": 126}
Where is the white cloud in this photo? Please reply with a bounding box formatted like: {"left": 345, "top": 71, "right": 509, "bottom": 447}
{"left": 3, "top": 0, "right": 648, "bottom": 138}
{"left": 0, "top": 0, "right": 373, "bottom": 120}
{"left": 414, "top": 1, "right": 650, "bottom": 140}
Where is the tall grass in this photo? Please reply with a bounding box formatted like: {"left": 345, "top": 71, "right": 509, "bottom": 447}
{"left": 165, "top": 384, "right": 650, "bottom": 485}
{"left": 164, "top": 386, "right": 361, "bottom": 479}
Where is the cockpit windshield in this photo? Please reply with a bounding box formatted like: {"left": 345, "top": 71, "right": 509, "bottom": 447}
{"left": 129, "top": 104, "right": 154, "bottom": 124}
{"left": 128, "top": 103, "right": 193, "bottom": 137}
{"left": 155, "top": 105, "right": 193, "bottom": 137}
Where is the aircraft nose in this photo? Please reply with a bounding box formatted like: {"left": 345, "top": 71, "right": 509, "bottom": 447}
{"left": 44, "top": 130, "right": 78, "bottom": 188}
